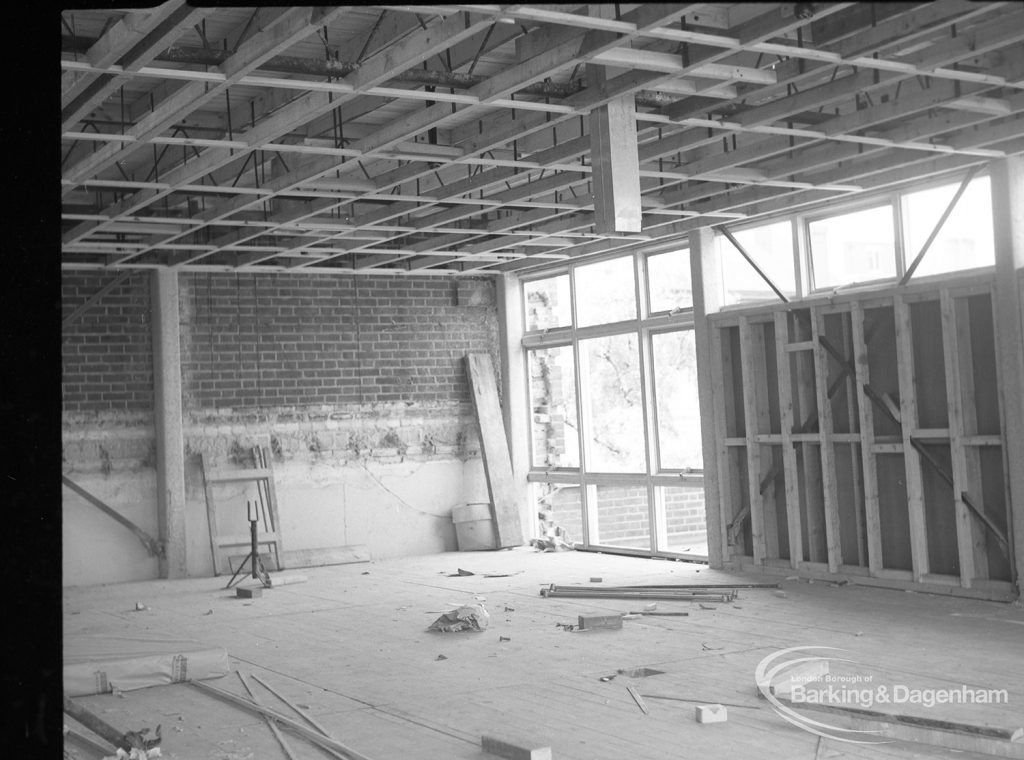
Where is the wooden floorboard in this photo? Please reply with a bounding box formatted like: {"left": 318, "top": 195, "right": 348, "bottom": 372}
{"left": 63, "top": 549, "right": 1024, "bottom": 759}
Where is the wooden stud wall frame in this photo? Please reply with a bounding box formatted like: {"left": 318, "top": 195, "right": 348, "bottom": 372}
{"left": 707, "top": 274, "right": 1018, "bottom": 601}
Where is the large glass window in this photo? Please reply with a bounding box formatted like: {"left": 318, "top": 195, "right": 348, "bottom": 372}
{"left": 651, "top": 330, "right": 702, "bottom": 470}
{"left": 647, "top": 249, "right": 693, "bottom": 313}
{"left": 902, "top": 176, "right": 994, "bottom": 277}
{"left": 719, "top": 220, "right": 797, "bottom": 304}
{"left": 521, "top": 249, "right": 707, "bottom": 557}
{"left": 589, "top": 483, "right": 651, "bottom": 549}
{"left": 579, "top": 333, "right": 646, "bottom": 472}
{"left": 655, "top": 485, "right": 708, "bottom": 555}
{"left": 809, "top": 204, "right": 897, "bottom": 290}
{"left": 527, "top": 346, "right": 579, "bottom": 468}
{"left": 574, "top": 256, "right": 637, "bottom": 327}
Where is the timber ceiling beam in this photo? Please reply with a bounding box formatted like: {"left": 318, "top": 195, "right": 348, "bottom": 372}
{"left": 59, "top": 4, "right": 1024, "bottom": 275}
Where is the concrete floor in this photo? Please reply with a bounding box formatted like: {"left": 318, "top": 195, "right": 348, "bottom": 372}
{"left": 63, "top": 547, "right": 1024, "bottom": 759}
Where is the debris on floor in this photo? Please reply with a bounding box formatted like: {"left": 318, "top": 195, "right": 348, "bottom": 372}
{"left": 191, "top": 677, "right": 373, "bottom": 759}
{"left": 266, "top": 573, "right": 308, "bottom": 587}
{"left": 617, "top": 667, "right": 665, "bottom": 678}
{"left": 539, "top": 583, "right": 770, "bottom": 601}
{"left": 102, "top": 749, "right": 162, "bottom": 760}
{"left": 64, "top": 634, "right": 230, "bottom": 697}
{"left": 627, "top": 686, "right": 649, "bottom": 714}
{"left": 481, "top": 733, "right": 552, "bottom": 760}
{"left": 532, "top": 505, "right": 575, "bottom": 553}
{"left": 695, "top": 704, "right": 728, "bottom": 723}
{"left": 578, "top": 614, "right": 623, "bottom": 631}
{"left": 428, "top": 602, "right": 490, "bottom": 632}
{"left": 64, "top": 696, "right": 161, "bottom": 756}
{"left": 642, "top": 694, "right": 755, "bottom": 710}
{"left": 529, "top": 536, "right": 573, "bottom": 552}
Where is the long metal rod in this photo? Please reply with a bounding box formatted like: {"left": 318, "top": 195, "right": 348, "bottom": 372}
{"left": 719, "top": 227, "right": 791, "bottom": 303}
{"left": 899, "top": 166, "right": 981, "bottom": 285}
{"left": 236, "top": 671, "right": 299, "bottom": 760}
{"left": 251, "top": 674, "right": 337, "bottom": 740}
{"left": 191, "top": 680, "right": 374, "bottom": 760}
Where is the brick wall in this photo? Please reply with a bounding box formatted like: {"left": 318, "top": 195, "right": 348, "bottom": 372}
{"left": 61, "top": 270, "right": 501, "bottom": 584}
{"left": 538, "top": 483, "right": 706, "bottom": 550}
{"left": 180, "top": 273, "right": 497, "bottom": 410}
{"left": 62, "top": 273, "right": 154, "bottom": 414}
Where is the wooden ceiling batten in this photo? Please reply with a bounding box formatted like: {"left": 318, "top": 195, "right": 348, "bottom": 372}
{"left": 60, "top": 3, "right": 1024, "bottom": 276}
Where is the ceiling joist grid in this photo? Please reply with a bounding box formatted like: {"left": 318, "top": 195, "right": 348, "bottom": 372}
{"left": 60, "top": 2, "right": 1024, "bottom": 277}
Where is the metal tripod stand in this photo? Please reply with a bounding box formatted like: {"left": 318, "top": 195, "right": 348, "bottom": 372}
{"left": 225, "top": 500, "right": 271, "bottom": 589}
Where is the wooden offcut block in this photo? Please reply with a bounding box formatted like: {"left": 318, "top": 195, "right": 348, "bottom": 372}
{"left": 577, "top": 614, "right": 623, "bottom": 631}
{"left": 236, "top": 586, "right": 263, "bottom": 599}
{"left": 695, "top": 704, "right": 728, "bottom": 723}
{"left": 481, "top": 734, "right": 552, "bottom": 760}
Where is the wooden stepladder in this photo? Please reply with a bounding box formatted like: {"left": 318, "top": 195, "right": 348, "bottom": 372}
{"left": 200, "top": 445, "right": 285, "bottom": 576}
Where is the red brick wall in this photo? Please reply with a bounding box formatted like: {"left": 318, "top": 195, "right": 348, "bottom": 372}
{"left": 180, "top": 273, "right": 497, "bottom": 411}
{"left": 543, "top": 484, "right": 706, "bottom": 548}
{"left": 62, "top": 273, "right": 154, "bottom": 413}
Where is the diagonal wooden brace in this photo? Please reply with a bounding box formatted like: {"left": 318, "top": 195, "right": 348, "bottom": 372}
{"left": 62, "top": 475, "right": 164, "bottom": 557}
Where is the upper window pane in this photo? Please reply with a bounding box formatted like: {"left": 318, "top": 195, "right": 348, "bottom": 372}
{"left": 809, "top": 204, "right": 897, "bottom": 290}
{"left": 524, "top": 274, "right": 571, "bottom": 331}
{"left": 718, "top": 220, "right": 796, "bottom": 305}
{"left": 647, "top": 249, "right": 693, "bottom": 313}
{"left": 903, "top": 175, "right": 994, "bottom": 278}
{"left": 574, "top": 257, "right": 638, "bottom": 327}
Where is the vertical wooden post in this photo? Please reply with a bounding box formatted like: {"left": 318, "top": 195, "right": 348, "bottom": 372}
{"left": 940, "top": 290, "right": 979, "bottom": 587}
{"left": 811, "top": 310, "right": 842, "bottom": 573}
{"left": 793, "top": 312, "right": 825, "bottom": 564}
{"left": 151, "top": 269, "right": 187, "bottom": 579}
{"left": 739, "top": 317, "right": 767, "bottom": 564}
{"left": 690, "top": 227, "right": 725, "bottom": 568}
{"left": 959, "top": 299, "right": 990, "bottom": 580}
{"left": 710, "top": 325, "right": 734, "bottom": 562}
{"left": 990, "top": 156, "right": 1024, "bottom": 595}
{"left": 774, "top": 312, "right": 803, "bottom": 568}
{"left": 894, "top": 295, "right": 929, "bottom": 583}
{"left": 841, "top": 311, "right": 867, "bottom": 567}
{"left": 851, "top": 301, "right": 883, "bottom": 576}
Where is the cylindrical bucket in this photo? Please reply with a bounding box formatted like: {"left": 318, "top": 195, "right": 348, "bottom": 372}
{"left": 451, "top": 503, "right": 497, "bottom": 550}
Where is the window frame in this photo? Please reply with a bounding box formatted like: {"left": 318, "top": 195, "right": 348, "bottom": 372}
{"left": 803, "top": 195, "right": 904, "bottom": 294}
{"left": 519, "top": 245, "right": 705, "bottom": 558}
